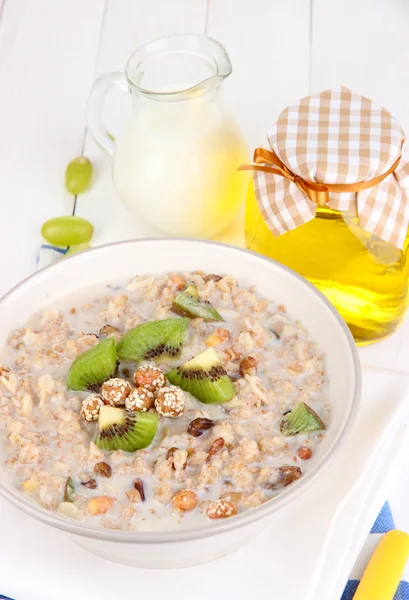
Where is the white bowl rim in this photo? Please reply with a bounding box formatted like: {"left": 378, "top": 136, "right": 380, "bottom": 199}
{"left": 0, "top": 238, "right": 361, "bottom": 544}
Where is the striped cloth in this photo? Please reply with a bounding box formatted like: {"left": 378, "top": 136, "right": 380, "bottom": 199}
{"left": 342, "top": 502, "right": 409, "bottom": 599}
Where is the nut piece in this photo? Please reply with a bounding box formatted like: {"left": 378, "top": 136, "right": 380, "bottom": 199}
{"left": 93, "top": 462, "right": 112, "bottom": 478}
{"left": 170, "top": 275, "right": 186, "bottom": 290}
{"left": 207, "top": 499, "right": 238, "bottom": 520}
{"left": 125, "top": 387, "right": 154, "bottom": 412}
{"left": 188, "top": 417, "right": 215, "bottom": 437}
{"left": 155, "top": 386, "right": 185, "bottom": 418}
{"left": 133, "top": 478, "right": 145, "bottom": 501}
{"left": 239, "top": 356, "right": 257, "bottom": 377}
{"left": 207, "top": 437, "right": 225, "bottom": 461}
{"left": 297, "top": 446, "right": 312, "bottom": 460}
{"left": 58, "top": 502, "right": 81, "bottom": 520}
{"left": 172, "top": 489, "right": 198, "bottom": 513}
{"left": 134, "top": 366, "right": 166, "bottom": 393}
{"left": 81, "top": 478, "right": 97, "bottom": 489}
{"left": 203, "top": 274, "right": 222, "bottom": 283}
{"left": 205, "top": 328, "right": 230, "bottom": 347}
{"left": 277, "top": 465, "right": 302, "bottom": 487}
{"left": 80, "top": 395, "right": 104, "bottom": 422}
{"left": 0, "top": 364, "right": 11, "bottom": 378}
{"left": 101, "top": 378, "right": 131, "bottom": 407}
{"left": 87, "top": 496, "right": 114, "bottom": 516}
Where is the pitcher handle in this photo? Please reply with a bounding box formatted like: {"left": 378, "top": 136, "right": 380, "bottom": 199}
{"left": 86, "top": 72, "right": 129, "bottom": 156}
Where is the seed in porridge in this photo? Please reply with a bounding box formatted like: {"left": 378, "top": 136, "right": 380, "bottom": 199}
{"left": 134, "top": 365, "right": 166, "bottom": 393}
{"left": 207, "top": 499, "right": 238, "bottom": 519}
{"left": 67, "top": 337, "right": 118, "bottom": 391}
{"left": 96, "top": 405, "right": 158, "bottom": 452}
{"left": 203, "top": 274, "right": 223, "bottom": 283}
{"left": 280, "top": 402, "right": 325, "bottom": 436}
{"left": 167, "top": 348, "right": 236, "bottom": 404}
{"left": 81, "top": 478, "right": 97, "bottom": 489}
{"left": 239, "top": 356, "right": 257, "bottom": 377}
{"left": 64, "top": 477, "right": 75, "bottom": 502}
{"left": 188, "top": 417, "right": 215, "bottom": 437}
{"left": 99, "top": 324, "right": 121, "bottom": 337}
{"left": 117, "top": 318, "right": 189, "bottom": 362}
{"left": 87, "top": 496, "right": 114, "bottom": 516}
{"left": 171, "top": 284, "right": 223, "bottom": 322}
{"left": 207, "top": 437, "right": 225, "bottom": 461}
{"left": 101, "top": 378, "right": 131, "bottom": 407}
{"left": 172, "top": 489, "right": 198, "bottom": 513}
{"left": 133, "top": 478, "right": 146, "bottom": 501}
{"left": 297, "top": 446, "right": 313, "bottom": 460}
{"left": 121, "top": 368, "right": 131, "bottom": 378}
{"left": 125, "top": 387, "right": 154, "bottom": 412}
{"left": 94, "top": 462, "right": 112, "bottom": 478}
{"left": 0, "top": 364, "right": 10, "bottom": 377}
{"left": 155, "top": 386, "right": 185, "bottom": 418}
{"left": 205, "top": 328, "right": 230, "bottom": 347}
{"left": 80, "top": 394, "right": 105, "bottom": 422}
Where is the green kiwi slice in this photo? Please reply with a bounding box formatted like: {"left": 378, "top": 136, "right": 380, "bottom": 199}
{"left": 280, "top": 402, "right": 326, "bottom": 436}
{"left": 116, "top": 318, "right": 189, "bottom": 362}
{"left": 171, "top": 284, "right": 224, "bottom": 321}
{"left": 167, "top": 348, "right": 236, "bottom": 404}
{"left": 96, "top": 405, "right": 158, "bottom": 452}
{"left": 67, "top": 337, "right": 117, "bottom": 391}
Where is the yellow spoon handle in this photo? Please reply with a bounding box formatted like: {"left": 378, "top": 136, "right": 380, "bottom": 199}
{"left": 353, "top": 530, "right": 409, "bottom": 600}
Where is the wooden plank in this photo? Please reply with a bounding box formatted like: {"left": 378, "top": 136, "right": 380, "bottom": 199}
{"left": 76, "top": 0, "right": 207, "bottom": 245}
{"left": 207, "top": 0, "right": 311, "bottom": 148}
{"left": 311, "top": 0, "right": 409, "bottom": 135}
{"left": 0, "top": 0, "right": 105, "bottom": 295}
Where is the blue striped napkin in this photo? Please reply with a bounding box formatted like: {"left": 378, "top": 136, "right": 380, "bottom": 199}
{"left": 341, "top": 501, "right": 409, "bottom": 599}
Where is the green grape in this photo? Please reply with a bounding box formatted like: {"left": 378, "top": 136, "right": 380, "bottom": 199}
{"left": 65, "top": 243, "right": 91, "bottom": 257}
{"left": 41, "top": 216, "right": 93, "bottom": 246}
{"left": 65, "top": 156, "right": 93, "bottom": 195}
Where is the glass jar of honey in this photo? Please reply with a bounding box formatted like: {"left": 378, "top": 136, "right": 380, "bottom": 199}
{"left": 243, "top": 87, "right": 409, "bottom": 345}
{"left": 246, "top": 181, "right": 409, "bottom": 345}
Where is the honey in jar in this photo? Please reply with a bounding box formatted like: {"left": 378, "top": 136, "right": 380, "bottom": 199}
{"left": 243, "top": 87, "right": 409, "bottom": 345}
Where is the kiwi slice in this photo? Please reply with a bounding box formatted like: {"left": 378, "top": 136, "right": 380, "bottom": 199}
{"left": 167, "top": 348, "right": 236, "bottom": 404}
{"left": 280, "top": 402, "right": 326, "bottom": 436}
{"left": 67, "top": 337, "right": 117, "bottom": 391}
{"left": 116, "top": 318, "right": 189, "bottom": 362}
{"left": 171, "top": 284, "right": 223, "bottom": 322}
{"left": 96, "top": 405, "right": 158, "bottom": 452}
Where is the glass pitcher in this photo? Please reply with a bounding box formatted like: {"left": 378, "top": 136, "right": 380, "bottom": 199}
{"left": 87, "top": 34, "right": 249, "bottom": 238}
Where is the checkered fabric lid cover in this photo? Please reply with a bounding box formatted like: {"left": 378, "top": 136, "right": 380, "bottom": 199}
{"left": 253, "top": 87, "right": 409, "bottom": 248}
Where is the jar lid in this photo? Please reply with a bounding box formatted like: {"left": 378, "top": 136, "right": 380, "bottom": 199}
{"left": 251, "top": 87, "right": 409, "bottom": 248}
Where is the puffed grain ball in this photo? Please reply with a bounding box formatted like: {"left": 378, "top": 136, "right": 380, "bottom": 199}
{"left": 125, "top": 388, "right": 154, "bottom": 412}
{"left": 172, "top": 489, "right": 198, "bottom": 512}
{"left": 81, "top": 395, "right": 105, "bottom": 422}
{"left": 207, "top": 499, "right": 238, "bottom": 520}
{"left": 154, "top": 386, "right": 185, "bottom": 418}
{"left": 101, "top": 378, "right": 131, "bottom": 407}
{"left": 134, "top": 366, "right": 166, "bottom": 394}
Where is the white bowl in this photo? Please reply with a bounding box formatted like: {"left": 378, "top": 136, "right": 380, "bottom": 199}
{"left": 0, "top": 239, "right": 360, "bottom": 568}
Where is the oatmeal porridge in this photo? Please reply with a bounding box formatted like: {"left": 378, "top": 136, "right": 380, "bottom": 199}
{"left": 0, "top": 272, "right": 329, "bottom": 531}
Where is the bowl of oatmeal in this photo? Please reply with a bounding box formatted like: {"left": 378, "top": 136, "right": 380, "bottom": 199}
{"left": 0, "top": 239, "right": 360, "bottom": 568}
